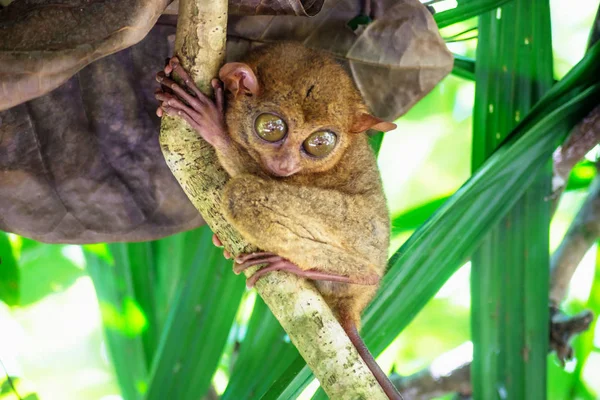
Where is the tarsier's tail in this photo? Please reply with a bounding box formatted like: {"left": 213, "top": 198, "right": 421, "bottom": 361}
{"left": 340, "top": 316, "right": 404, "bottom": 400}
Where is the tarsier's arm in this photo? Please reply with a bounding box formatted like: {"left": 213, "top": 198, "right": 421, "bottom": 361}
{"left": 155, "top": 58, "right": 261, "bottom": 178}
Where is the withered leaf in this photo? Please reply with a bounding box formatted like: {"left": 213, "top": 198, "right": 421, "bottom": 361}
{"left": 0, "top": 19, "right": 204, "bottom": 243}
{"left": 0, "top": 0, "right": 324, "bottom": 111}
{"left": 0, "top": 0, "right": 171, "bottom": 111}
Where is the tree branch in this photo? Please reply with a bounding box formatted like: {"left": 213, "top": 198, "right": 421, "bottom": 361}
{"left": 391, "top": 362, "right": 471, "bottom": 400}
{"left": 550, "top": 172, "right": 600, "bottom": 303}
{"left": 551, "top": 105, "right": 600, "bottom": 212}
{"left": 157, "top": 1, "right": 387, "bottom": 398}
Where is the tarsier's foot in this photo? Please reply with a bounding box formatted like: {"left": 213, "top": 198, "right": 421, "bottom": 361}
{"left": 234, "top": 252, "right": 381, "bottom": 288}
{"left": 155, "top": 57, "right": 228, "bottom": 148}
{"left": 210, "top": 234, "right": 381, "bottom": 288}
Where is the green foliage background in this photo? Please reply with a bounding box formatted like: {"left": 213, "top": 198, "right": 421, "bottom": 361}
{"left": 1, "top": 1, "right": 599, "bottom": 399}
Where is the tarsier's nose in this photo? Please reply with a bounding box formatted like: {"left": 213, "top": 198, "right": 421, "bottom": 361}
{"left": 267, "top": 158, "right": 301, "bottom": 177}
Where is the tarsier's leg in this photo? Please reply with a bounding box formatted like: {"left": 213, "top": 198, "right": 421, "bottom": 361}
{"left": 155, "top": 57, "right": 228, "bottom": 149}
{"left": 222, "top": 175, "right": 389, "bottom": 286}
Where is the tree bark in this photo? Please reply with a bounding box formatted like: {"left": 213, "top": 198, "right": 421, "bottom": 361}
{"left": 157, "top": 1, "right": 387, "bottom": 398}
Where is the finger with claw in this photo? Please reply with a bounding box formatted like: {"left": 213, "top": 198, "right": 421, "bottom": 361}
{"left": 155, "top": 57, "right": 228, "bottom": 149}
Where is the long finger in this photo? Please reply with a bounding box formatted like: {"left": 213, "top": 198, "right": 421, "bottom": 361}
{"left": 234, "top": 256, "right": 283, "bottom": 275}
{"left": 235, "top": 252, "right": 278, "bottom": 264}
{"left": 170, "top": 60, "right": 210, "bottom": 101}
{"left": 161, "top": 105, "right": 203, "bottom": 133}
{"left": 156, "top": 72, "right": 206, "bottom": 111}
{"left": 212, "top": 79, "right": 225, "bottom": 114}
{"left": 155, "top": 92, "right": 204, "bottom": 124}
{"left": 164, "top": 56, "right": 178, "bottom": 76}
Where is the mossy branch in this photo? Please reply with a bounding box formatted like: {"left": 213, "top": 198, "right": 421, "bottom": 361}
{"left": 157, "top": 1, "right": 387, "bottom": 398}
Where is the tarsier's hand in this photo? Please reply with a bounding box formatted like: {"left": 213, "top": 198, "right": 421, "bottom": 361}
{"left": 155, "top": 57, "right": 228, "bottom": 148}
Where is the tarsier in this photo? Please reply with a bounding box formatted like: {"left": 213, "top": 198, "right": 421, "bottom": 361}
{"left": 155, "top": 42, "right": 401, "bottom": 399}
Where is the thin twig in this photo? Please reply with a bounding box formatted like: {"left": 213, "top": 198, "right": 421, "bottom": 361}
{"left": 550, "top": 307, "right": 595, "bottom": 365}
{"left": 550, "top": 173, "right": 600, "bottom": 303}
{"left": 391, "top": 362, "right": 471, "bottom": 400}
{"left": 550, "top": 105, "right": 600, "bottom": 212}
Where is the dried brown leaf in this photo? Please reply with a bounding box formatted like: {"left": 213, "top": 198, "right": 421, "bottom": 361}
{"left": 0, "top": 19, "right": 203, "bottom": 243}
{"left": 0, "top": 0, "right": 170, "bottom": 111}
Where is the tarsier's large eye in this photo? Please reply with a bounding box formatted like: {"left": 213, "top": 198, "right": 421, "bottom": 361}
{"left": 254, "top": 113, "right": 287, "bottom": 142}
{"left": 303, "top": 131, "right": 337, "bottom": 158}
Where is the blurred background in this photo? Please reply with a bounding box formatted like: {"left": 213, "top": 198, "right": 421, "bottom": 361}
{"left": 0, "top": 0, "right": 599, "bottom": 399}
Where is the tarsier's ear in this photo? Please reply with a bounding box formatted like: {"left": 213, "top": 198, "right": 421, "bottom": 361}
{"left": 218, "top": 62, "right": 260, "bottom": 98}
{"left": 350, "top": 113, "right": 397, "bottom": 133}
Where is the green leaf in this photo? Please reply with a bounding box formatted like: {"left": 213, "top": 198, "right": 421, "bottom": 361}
{"left": 452, "top": 54, "right": 476, "bottom": 81}
{"left": 260, "top": 358, "right": 313, "bottom": 400}
{"left": 150, "top": 228, "right": 206, "bottom": 330}
{"left": 0, "top": 232, "right": 19, "bottom": 306}
{"left": 390, "top": 161, "right": 594, "bottom": 237}
{"left": 570, "top": 244, "right": 600, "bottom": 398}
{"left": 567, "top": 161, "right": 597, "bottom": 191}
{"left": 434, "top": 0, "right": 512, "bottom": 29}
{"left": 470, "top": 1, "right": 554, "bottom": 398}
{"left": 145, "top": 225, "right": 246, "bottom": 400}
{"left": 263, "top": 38, "right": 600, "bottom": 400}
{"left": 121, "top": 242, "right": 160, "bottom": 368}
{"left": 369, "top": 132, "right": 385, "bottom": 157}
{"left": 391, "top": 196, "right": 451, "bottom": 235}
{"left": 222, "top": 296, "right": 299, "bottom": 400}
{"left": 19, "top": 244, "right": 83, "bottom": 306}
{"left": 0, "top": 376, "right": 19, "bottom": 396}
{"left": 85, "top": 245, "right": 148, "bottom": 400}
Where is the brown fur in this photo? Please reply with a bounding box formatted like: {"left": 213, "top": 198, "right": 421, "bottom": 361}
{"left": 217, "top": 43, "right": 390, "bottom": 327}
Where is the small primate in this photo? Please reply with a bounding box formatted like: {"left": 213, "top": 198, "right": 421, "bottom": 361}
{"left": 155, "top": 42, "right": 400, "bottom": 399}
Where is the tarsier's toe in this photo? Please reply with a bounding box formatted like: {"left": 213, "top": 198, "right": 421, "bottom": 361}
{"left": 233, "top": 253, "right": 283, "bottom": 275}
{"left": 212, "top": 234, "right": 223, "bottom": 247}
{"left": 234, "top": 252, "right": 278, "bottom": 264}
{"left": 211, "top": 234, "right": 231, "bottom": 259}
